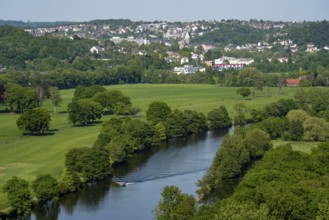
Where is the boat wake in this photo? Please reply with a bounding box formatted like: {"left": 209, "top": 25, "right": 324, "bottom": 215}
{"left": 112, "top": 168, "right": 207, "bottom": 186}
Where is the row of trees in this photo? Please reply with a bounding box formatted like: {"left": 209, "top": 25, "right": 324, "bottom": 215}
{"left": 10, "top": 85, "right": 141, "bottom": 134}
{"left": 93, "top": 101, "right": 232, "bottom": 164}
{"left": 3, "top": 174, "right": 60, "bottom": 215}
{"left": 68, "top": 85, "right": 140, "bottom": 126}
{"left": 2, "top": 83, "right": 61, "bottom": 114}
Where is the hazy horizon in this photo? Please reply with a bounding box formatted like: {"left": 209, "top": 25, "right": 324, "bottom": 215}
{"left": 1, "top": 0, "right": 328, "bottom": 23}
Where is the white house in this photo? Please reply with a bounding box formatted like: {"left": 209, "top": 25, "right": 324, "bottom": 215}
{"left": 191, "top": 53, "right": 204, "bottom": 61}
{"left": 278, "top": 57, "right": 289, "bottom": 63}
{"left": 214, "top": 56, "right": 254, "bottom": 66}
{"left": 181, "top": 57, "right": 189, "bottom": 65}
{"left": 174, "top": 65, "right": 199, "bottom": 74}
{"left": 90, "top": 46, "right": 105, "bottom": 54}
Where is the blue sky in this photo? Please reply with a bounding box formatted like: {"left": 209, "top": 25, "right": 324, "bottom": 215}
{"left": 0, "top": 0, "right": 328, "bottom": 22}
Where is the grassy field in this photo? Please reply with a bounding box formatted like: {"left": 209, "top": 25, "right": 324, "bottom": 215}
{"left": 0, "top": 84, "right": 297, "bottom": 208}
{"left": 272, "top": 140, "right": 319, "bottom": 154}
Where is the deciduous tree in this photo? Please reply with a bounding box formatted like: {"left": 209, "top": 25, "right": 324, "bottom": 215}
{"left": 16, "top": 107, "right": 51, "bottom": 134}
{"left": 3, "top": 176, "right": 32, "bottom": 215}
{"left": 155, "top": 185, "right": 195, "bottom": 220}
{"left": 207, "top": 106, "right": 232, "bottom": 130}
{"left": 236, "top": 87, "right": 251, "bottom": 99}
{"left": 32, "top": 174, "right": 59, "bottom": 204}
{"left": 5, "top": 83, "right": 39, "bottom": 113}
{"left": 68, "top": 99, "right": 102, "bottom": 125}
{"left": 146, "top": 101, "right": 172, "bottom": 125}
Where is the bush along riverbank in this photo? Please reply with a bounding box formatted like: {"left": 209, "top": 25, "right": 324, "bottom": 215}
{"left": 156, "top": 90, "right": 329, "bottom": 219}
{"left": 0, "top": 144, "right": 111, "bottom": 219}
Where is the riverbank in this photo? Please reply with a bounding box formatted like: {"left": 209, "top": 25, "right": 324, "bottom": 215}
{"left": 0, "top": 85, "right": 296, "bottom": 208}
{"left": 29, "top": 130, "right": 229, "bottom": 219}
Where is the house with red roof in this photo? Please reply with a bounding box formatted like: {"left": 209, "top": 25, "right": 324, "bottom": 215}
{"left": 286, "top": 78, "right": 303, "bottom": 87}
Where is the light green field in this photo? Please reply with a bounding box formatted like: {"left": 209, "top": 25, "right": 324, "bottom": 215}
{"left": 272, "top": 140, "right": 319, "bottom": 154}
{"left": 0, "top": 84, "right": 296, "bottom": 208}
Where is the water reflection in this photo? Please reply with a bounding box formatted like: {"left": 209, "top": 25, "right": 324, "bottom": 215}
{"left": 29, "top": 129, "right": 231, "bottom": 220}
{"left": 29, "top": 202, "right": 60, "bottom": 220}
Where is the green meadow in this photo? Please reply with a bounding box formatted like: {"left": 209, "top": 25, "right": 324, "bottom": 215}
{"left": 0, "top": 84, "right": 297, "bottom": 208}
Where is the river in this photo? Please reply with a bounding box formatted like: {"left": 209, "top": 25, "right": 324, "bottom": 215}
{"left": 29, "top": 128, "right": 232, "bottom": 220}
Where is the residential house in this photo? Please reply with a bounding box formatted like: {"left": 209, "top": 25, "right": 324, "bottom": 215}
{"left": 191, "top": 53, "right": 204, "bottom": 62}
{"left": 204, "top": 61, "right": 214, "bottom": 67}
{"left": 173, "top": 65, "right": 199, "bottom": 74}
{"left": 214, "top": 56, "right": 254, "bottom": 66}
{"left": 286, "top": 78, "right": 304, "bottom": 87}
{"left": 165, "top": 52, "right": 180, "bottom": 63}
{"left": 181, "top": 57, "right": 189, "bottom": 65}
{"left": 278, "top": 57, "right": 289, "bottom": 63}
{"left": 306, "top": 44, "right": 319, "bottom": 52}
{"left": 90, "top": 46, "right": 105, "bottom": 54}
{"left": 110, "top": 37, "right": 150, "bottom": 46}
{"left": 213, "top": 64, "right": 246, "bottom": 71}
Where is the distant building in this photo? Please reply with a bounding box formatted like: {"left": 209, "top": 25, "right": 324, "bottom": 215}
{"left": 173, "top": 65, "right": 199, "bottom": 74}
{"left": 286, "top": 78, "right": 304, "bottom": 87}
{"left": 184, "top": 32, "right": 190, "bottom": 45}
{"left": 180, "top": 57, "right": 189, "bottom": 65}
{"left": 0, "top": 65, "right": 6, "bottom": 73}
{"left": 212, "top": 64, "right": 246, "bottom": 71}
{"left": 204, "top": 61, "right": 214, "bottom": 67}
{"left": 90, "top": 46, "right": 105, "bottom": 54}
{"left": 214, "top": 56, "right": 254, "bottom": 66}
{"left": 278, "top": 57, "right": 289, "bottom": 63}
{"left": 306, "top": 44, "right": 319, "bottom": 52}
{"left": 110, "top": 37, "right": 150, "bottom": 46}
{"left": 191, "top": 53, "right": 204, "bottom": 62}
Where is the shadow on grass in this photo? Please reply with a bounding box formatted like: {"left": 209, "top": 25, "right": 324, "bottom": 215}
{"left": 72, "top": 121, "right": 103, "bottom": 127}
{"left": 21, "top": 128, "right": 59, "bottom": 136}
{"left": 57, "top": 111, "right": 68, "bottom": 114}
{"left": 23, "top": 132, "right": 56, "bottom": 136}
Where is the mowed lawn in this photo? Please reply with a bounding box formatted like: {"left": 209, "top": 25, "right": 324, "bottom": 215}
{"left": 0, "top": 84, "right": 296, "bottom": 208}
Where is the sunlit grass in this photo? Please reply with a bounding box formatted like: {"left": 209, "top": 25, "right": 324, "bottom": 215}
{"left": 272, "top": 139, "right": 319, "bottom": 154}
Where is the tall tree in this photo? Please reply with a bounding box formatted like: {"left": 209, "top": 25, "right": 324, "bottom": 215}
{"left": 0, "top": 82, "right": 5, "bottom": 103}
{"left": 49, "top": 86, "right": 62, "bottom": 113}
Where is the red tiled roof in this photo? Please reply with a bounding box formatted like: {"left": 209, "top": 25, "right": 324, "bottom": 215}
{"left": 286, "top": 79, "right": 300, "bottom": 84}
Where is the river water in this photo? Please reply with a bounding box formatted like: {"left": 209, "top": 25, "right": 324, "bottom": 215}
{"left": 29, "top": 128, "right": 232, "bottom": 220}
